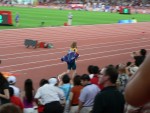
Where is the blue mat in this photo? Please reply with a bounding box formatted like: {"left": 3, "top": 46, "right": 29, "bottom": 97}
{"left": 118, "top": 20, "right": 137, "bottom": 24}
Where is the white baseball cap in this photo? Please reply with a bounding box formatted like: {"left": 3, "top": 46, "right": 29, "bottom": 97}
{"left": 7, "top": 76, "right": 16, "bottom": 84}
{"left": 48, "top": 78, "right": 57, "bottom": 85}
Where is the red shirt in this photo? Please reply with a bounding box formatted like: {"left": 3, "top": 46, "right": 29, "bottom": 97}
{"left": 10, "top": 96, "right": 24, "bottom": 110}
{"left": 71, "top": 85, "right": 83, "bottom": 105}
{"left": 90, "top": 74, "right": 104, "bottom": 90}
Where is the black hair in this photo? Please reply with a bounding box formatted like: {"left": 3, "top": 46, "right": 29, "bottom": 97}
{"left": 80, "top": 74, "right": 90, "bottom": 81}
{"left": 92, "top": 66, "right": 100, "bottom": 74}
{"left": 9, "top": 87, "right": 14, "bottom": 97}
{"left": 140, "top": 49, "right": 147, "bottom": 56}
{"left": 87, "top": 65, "right": 94, "bottom": 74}
{"left": 39, "top": 79, "right": 48, "bottom": 87}
{"left": 126, "top": 62, "right": 132, "bottom": 67}
{"left": 73, "top": 75, "right": 81, "bottom": 86}
{"left": 0, "top": 73, "right": 9, "bottom": 89}
{"left": 24, "top": 79, "right": 34, "bottom": 103}
{"left": 105, "top": 66, "right": 118, "bottom": 84}
{"left": 62, "top": 74, "right": 70, "bottom": 84}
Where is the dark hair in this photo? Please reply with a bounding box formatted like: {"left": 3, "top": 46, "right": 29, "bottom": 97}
{"left": 93, "top": 66, "right": 100, "bottom": 74}
{"left": 126, "top": 62, "right": 132, "bottom": 67}
{"left": 80, "top": 74, "right": 90, "bottom": 81}
{"left": 24, "top": 79, "right": 34, "bottom": 103}
{"left": 62, "top": 74, "right": 70, "bottom": 84}
{"left": 140, "top": 49, "right": 147, "bottom": 56}
{"left": 39, "top": 79, "right": 48, "bottom": 87}
{"left": 0, "top": 73, "right": 9, "bottom": 89}
{"left": 0, "top": 103, "right": 22, "bottom": 113}
{"left": 107, "top": 64, "right": 115, "bottom": 68}
{"left": 9, "top": 87, "right": 14, "bottom": 97}
{"left": 73, "top": 75, "right": 81, "bottom": 86}
{"left": 115, "top": 64, "right": 119, "bottom": 70}
{"left": 87, "top": 65, "right": 94, "bottom": 74}
{"left": 105, "top": 66, "right": 118, "bottom": 84}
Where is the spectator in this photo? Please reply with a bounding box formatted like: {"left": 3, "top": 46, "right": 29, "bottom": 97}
{"left": 92, "top": 66, "right": 125, "bottom": 113}
{"left": 0, "top": 103, "right": 22, "bottom": 113}
{"left": 125, "top": 54, "right": 150, "bottom": 107}
{"left": 116, "top": 64, "right": 129, "bottom": 93}
{"left": 59, "top": 74, "right": 72, "bottom": 113}
{"left": 131, "top": 49, "right": 147, "bottom": 66}
{"left": 37, "top": 79, "right": 49, "bottom": 113}
{"left": 0, "top": 72, "right": 10, "bottom": 105}
{"left": 87, "top": 65, "right": 94, "bottom": 79}
{"left": 21, "top": 79, "right": 36, "bottom": 113}
{"left": 9, "top": 87, "right": 24, "bottom": 110}
{"left": 77, "top": 74, "right": 100, "bottom": 113}
{"left": 49, "top": 77, "right": 66, "bottom": 107}
{"left": 7, "top": 76, "right": 20, "bottom": 97}
{"left": 126, "top": 62, "right": 139, "bottom": 77}
{"left": 70, "top": 75, "right": 83, "bottom": 113}
{"left": 34, "top": 77, "right": 65, "bottom": 113}
{"left": 90, "top": 66, "right": 103, "bottom": 90}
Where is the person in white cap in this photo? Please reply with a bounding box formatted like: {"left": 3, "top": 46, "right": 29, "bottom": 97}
{"left": 48, "top": 77, "right": 58, "bottom": 86}
{"left": 7, "top": 76, "right": 20, "bottom": 97}
{"left": 34, "top": 77, "right": 65, "bottom": 113}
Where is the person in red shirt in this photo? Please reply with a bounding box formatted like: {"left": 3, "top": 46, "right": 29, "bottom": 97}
{"left": 70, "top": 75, "right": 83, "bottom": 113}
{"left": 90, "top": 66, "right": 104, "bottom": 90}
{"left": 9, "top": 87, "right": 24, "bottom": 110}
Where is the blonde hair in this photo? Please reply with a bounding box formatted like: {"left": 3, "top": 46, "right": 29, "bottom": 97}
{"left": 71, "top": 42, "right": 77, "bottom": 48}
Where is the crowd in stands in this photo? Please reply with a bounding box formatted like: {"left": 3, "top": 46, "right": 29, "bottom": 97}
{"left": 0, "top": 48, "right": 149, "bottom": 113}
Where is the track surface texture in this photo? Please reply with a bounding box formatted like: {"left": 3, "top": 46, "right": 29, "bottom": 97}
{"left": 0, "top": 22, "right": 150, "bottom": 89}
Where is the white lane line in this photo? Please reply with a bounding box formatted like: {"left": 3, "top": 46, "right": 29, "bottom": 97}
{"left": 1, "top": 39, "right": 150, "bottom": 60}
{"left": 8, "top": 50, "right": 146, "bottom": 73}
{"left": 0, "top": 31, "right": 146, "bottom": 47}
{"left": 1, "top": 44, "right": 150, "bottom": 69}
{"left": 0, "top": 37, "right": 149, "bottom": 57}
{"left": 0, "top": 24, "right": 149, "bottom": 44}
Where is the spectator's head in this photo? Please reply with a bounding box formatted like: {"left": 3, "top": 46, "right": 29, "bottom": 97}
{"left": 62, "top": 74, "right": 70, "bottom": 84}
{"left": 80, "top": 74, "right": 90, "bottom": 86}
{"left": 0, "top": 103, "right": 22, "bottom": 113}
{"left": 24, "top": 79, "right": 33, "bottom": 90}
{"left": 7, "top": 76, "right": 16, "bottom": 85}
{"left": 39, "top": 79, "right": 48, "bottom": 87}
{"left": 140, "top": 49, "right": 147, "bottom": 56}
{"left": 93, "top": 66, "right": 100, "bottom": 74}
{"left": 100, "top": 66, "right": 118, "bottom": 86}
{"left": 49, "top": 77, "right": 58, "bottom": 86}
{"left": 118, "top": 64, "right": 126, "bottom": 74}
{"left": 73, "top": 75, "right": 81, "bottom": 86}
{"left": 126, "top": 62, "right": 132, "bottom": 67}
{"left": 87, "top": 65, "right": 94, "bottom": 74}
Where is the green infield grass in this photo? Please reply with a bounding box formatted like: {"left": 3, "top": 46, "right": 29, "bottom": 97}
{"left": 0, "top": 6, "right": 150, "bottom": 29}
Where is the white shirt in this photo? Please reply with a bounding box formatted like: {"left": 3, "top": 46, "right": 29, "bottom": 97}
{"left": 9, "top": 85, "right": 20, "bottom": 97}
{"left": 34, "top": 84, "right": 65, "bottom": 105}
{"left": 68, "top": 14, "right": 73, "bottom": 19}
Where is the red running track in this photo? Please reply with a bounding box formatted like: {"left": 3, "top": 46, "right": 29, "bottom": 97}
{"left": 0, "top": 22, "right": 150, "bottom": 90}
